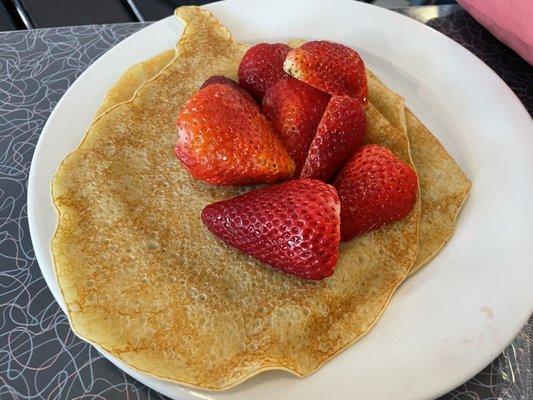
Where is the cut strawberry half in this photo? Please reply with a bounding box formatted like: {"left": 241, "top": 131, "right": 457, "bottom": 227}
{"left": 175, "top": 83, "right": 294, "bottom": 185}
{"left": 238, "top": 43, "right": 291, "bottom": 101}
{"left": 301, "top": 95, "right": 366, "bottom": 182}
{"left": 284, "top": 40, "right": 367, "bottom": 102}
{"left": 262, "top": 76, "right": 330, "bottom": 175}
{"left": 334, "top": 144, "right": 418, "bottom": 240}
{"left": 202, "top": 178, "right": 341, "bottom": 280}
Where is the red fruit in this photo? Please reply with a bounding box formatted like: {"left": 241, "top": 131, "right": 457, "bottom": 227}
{"left": 202, "top": 178, "right": 340, "bottom": 280}
{"left": 262, "top": 77, "right": 330, "bottom": 175}
{"left": 284, "top": 41, "right": 367, "bottom": 102}
{"left": 334, "top": 144, "right": 418, "bottom": 240}
{"left": 301, "top": 95, "right": 366, "bottom": 181}
{"left": 200, "top": 75, "right": 256, "bottom": 105}
{"left": 238, "top": 43, "right": 291, "bottom": 101}
{"left": 175, "top": 83, "right": 295, "bottom": 185}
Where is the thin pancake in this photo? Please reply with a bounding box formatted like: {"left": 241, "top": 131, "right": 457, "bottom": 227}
{"left": 404, "top": 109, "right": 471, "bottom": 273}
{"left": 365, "top": 71, "right": 471, "bottom": 274}
{"left": 52, "top": 7, "right": 419, "bottom": 390}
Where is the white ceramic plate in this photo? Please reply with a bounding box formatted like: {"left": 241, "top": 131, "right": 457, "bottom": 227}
{"left": 28, "top": 0, "right": 533, "bottom": 399}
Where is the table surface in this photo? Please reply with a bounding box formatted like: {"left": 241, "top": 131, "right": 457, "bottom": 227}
{"left": 0, "top": 5, "right": 531, "bottom": 400}
{"left": 0, "top": 1, "right": 460, "bottom": 31}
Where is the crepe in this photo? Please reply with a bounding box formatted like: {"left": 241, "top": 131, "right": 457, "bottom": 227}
{"left": 52, "top": 6, "right": 420, "bottom": 389}
{"left": 366, "top": 70, "right": 471, "bottom": 274}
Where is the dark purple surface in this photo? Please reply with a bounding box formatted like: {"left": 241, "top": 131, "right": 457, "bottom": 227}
{"left": 0, "top": 1, "right": 16, "bottom": 31}
{"left": 19, "top": 0, "right": 135, "bottom": 28}
{"left": 0, "top": 5, "right": 531, "bottom": 400}
{"left": 0, "top": 1, "right": 459, "bottom": 31}
{"left": 425, "top": 8, "right": 532, "bottom": 116}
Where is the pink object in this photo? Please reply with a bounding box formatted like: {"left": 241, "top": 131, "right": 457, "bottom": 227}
{"left": 457, "top": 0, "right": 533, "bottom": 65}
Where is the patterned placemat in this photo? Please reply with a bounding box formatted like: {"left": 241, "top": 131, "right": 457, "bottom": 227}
{"left": 0, "top": 7, "right": 531, "bottom": 400}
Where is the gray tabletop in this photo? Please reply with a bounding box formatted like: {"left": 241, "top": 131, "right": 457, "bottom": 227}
{"left": 0, "top": 5, "right": 531, "bottom": 400}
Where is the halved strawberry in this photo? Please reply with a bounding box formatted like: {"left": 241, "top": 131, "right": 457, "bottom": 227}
{"left": 284, "top": 41, "right": 367, "bottom": 102}
{"left": 202, "top": 178, "right": 340, "bottom": 280}
{"left": 262, "top": 77, "right": 330, "bottom": 175}
{"left": 200, "top": 75, "right": 256, "bottom": 105}
{"left": 301, "top": 95, "right": 366, "bottom": 181}
{"left": 334, "top": 144, "right": 418, "bottom": 241}
{"left": 175, "top": 83, "right": 295, "bottom": 185}
{"left": 238, "top": 43, "right": 291, "bottom": 101}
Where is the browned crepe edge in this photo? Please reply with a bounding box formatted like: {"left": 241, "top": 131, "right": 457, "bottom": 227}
{"left": 404, "top": 108, "right": 471, "bottom": 274}
{"left": 366, "top": 69, "right": 471, "bottom": 275}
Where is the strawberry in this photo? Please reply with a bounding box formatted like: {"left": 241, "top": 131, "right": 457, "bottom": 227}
{"left": 175, "top": 83, "right": 295, "bottom": 185}
{"left": 334, "top": 144, "right": 418, "bottom": 241}
{"left": 262, "top": 77, "right": 330, "bottom": 175}
{"left": 200, "top": 75, "right": 256, "bottom": 105}
{"left": 238, "top": 43, "right": 291, "bottom": 101}
{"left": 202, "top": 178, "right": 340, "bottom": 280}
{"left": 284, "top": 41, "right": 367, "bottom": 102}
{"left": 301, "top": 95, "right": 366, "bottom": 181}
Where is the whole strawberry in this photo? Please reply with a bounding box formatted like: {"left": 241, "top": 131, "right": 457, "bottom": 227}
{"left": 334, "top": 144, "right": 417, "bottom": 240}
{"left": 301, "top": 95, "right": 366, "bottom": 181}
{"left": 202, "top": 178, "right": 340, "bottom": 280}
{"left": 200, "top": 75, "right": 256, "bottom": 105}
{"left": 284, "top": 41, "right": 367, "bottom": 103}
{"left": 238, "top": 43, "right": 291, "bottom": 101}
{"left": 175, "top": 83, "right": 294, "bottom": 185}
{"left": 262, "top": 76, "right": 330, "bottom": 175}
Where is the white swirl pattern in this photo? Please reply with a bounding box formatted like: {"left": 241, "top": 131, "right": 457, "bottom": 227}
{"left": 0, "top": 23, "right": 167, "bottom": 400}
{"left": 0, "top": 13, "right": 531, "bottom": 400}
